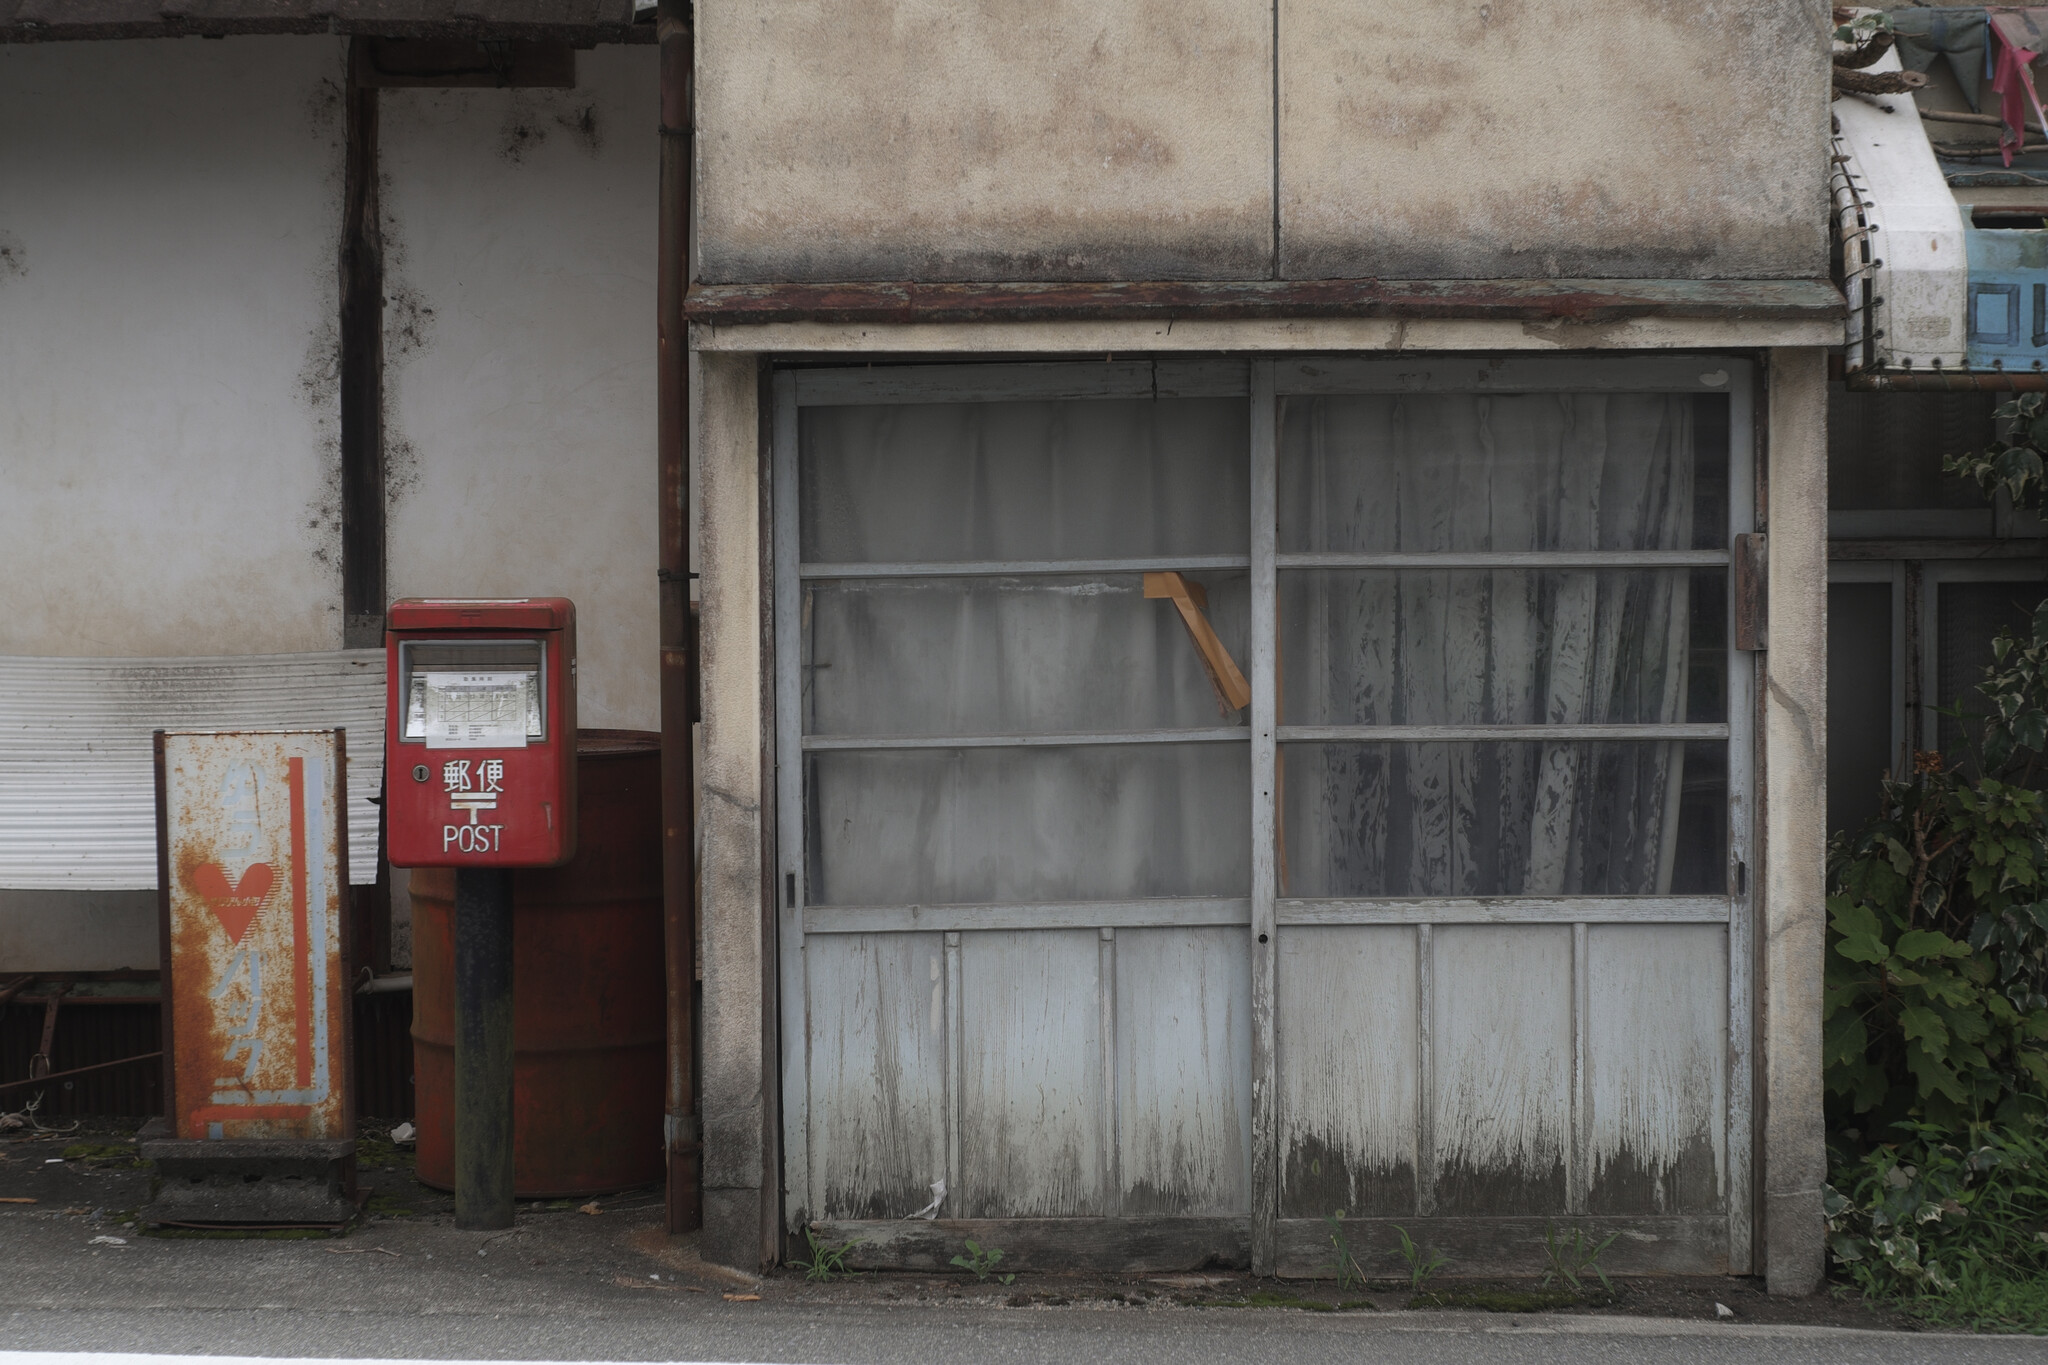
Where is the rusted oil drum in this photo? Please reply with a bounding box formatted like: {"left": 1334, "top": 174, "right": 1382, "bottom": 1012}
{"left": 411, "top": 730, "right": 664, "bottom": 1198}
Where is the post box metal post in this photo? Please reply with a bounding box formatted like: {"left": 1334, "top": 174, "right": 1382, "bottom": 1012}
{"left": 385, "top": 598, "right": 576, "bottom": 1231}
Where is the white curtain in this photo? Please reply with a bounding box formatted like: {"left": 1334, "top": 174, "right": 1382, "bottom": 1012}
{"left": 1278, "top": 393, "right": 1707, "bottom": 898}
{"left": 801, "top": 398, "right": 1252, "bottom": 907}
{"left": 797, "top": 391, "right": 1715, "bottom": 910}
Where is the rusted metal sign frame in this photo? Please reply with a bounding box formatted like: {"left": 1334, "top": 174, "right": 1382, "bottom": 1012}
{"left": 0, "top": 2, "right": 653, "bottom": 45}
{"left": 154, "top": 729, "right": 354, "bottom": 1141}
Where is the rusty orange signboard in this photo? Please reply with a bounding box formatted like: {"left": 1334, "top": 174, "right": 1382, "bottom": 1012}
{"left": 155, "top": 730, "right": 353, "bottom": 1140}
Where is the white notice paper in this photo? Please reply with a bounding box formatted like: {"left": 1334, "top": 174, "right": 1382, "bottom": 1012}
{"left": 411, "top": 671, "right": 537, "bottom": 749}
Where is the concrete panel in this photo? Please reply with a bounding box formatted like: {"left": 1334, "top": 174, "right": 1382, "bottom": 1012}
{"left": 695, "top": 0, "right": 1274, "bottom": 282}
{"left": 0, "top": 37, "right": 347, "bottom": 656}
{"left": 1277, "top": 0, "right": 1830, "bottom": 280}
{"left": 381, "top": 47, "right": 660, "bottom": 730}
{"left": 1763, "top": 347, "right": 1828, "bottom": 1295}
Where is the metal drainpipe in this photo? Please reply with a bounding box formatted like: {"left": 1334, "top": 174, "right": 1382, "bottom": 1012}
{"left": 657, "top": 0, "right": 702, "bottom": 1236}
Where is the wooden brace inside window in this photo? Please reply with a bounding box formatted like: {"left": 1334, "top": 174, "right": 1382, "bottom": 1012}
{"left": 1144, "top": 571, "right": 1251, "bottom": 715}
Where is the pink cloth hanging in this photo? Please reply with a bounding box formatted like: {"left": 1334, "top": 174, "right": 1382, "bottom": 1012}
{"left": 1991, "top": 14, "right": 2048, "bottom": 165}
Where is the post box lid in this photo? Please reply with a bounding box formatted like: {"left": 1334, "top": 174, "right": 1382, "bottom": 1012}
{"left": 388, "top": 598, "right": 574, "bottom": 632}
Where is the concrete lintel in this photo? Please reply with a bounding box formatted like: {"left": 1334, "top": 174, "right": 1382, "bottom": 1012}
{"left": 1761, "top": 347, "right": 1829, "bottom": 1297}
{"left": 692, "top": 316, "right": 1842, "bottom": 355}
{"left": 694, "top": 349, "right": 771, "bottom": 1270}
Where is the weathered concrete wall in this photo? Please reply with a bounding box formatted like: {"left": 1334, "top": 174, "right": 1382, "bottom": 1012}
{"left": 695, "top": 0, "right": 1275, "bottom": 283}
{"left": 694, "top": 350, "right": 771, "bottom": 1267}
{"left": 381, "top": 47, "right": 661, "bottom": 730}
{"left": 1762, "top": 347, "right": 1828, "bottom": 1295}
{"left": 0, "top": 890, "right": 157, "bottom": 973}
{"left": 0, "top": 37, "right": 348, "bottom": 656}
{"left": 1279, "top": 0, "right": 1830, "bottom": 280}
{"left": 695, "top": 0, "right": 1829, "bottom": 284}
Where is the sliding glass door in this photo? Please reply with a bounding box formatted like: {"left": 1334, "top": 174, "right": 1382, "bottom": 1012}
{"left": 776, "top": 357, "right": 1753, "bottom": 1274}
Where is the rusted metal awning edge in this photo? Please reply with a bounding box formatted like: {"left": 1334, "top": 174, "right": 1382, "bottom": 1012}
{"left": 685, "top": 279, "right": 1847, "bottom": 328}
{"left": 0, "top": 22, "right": 652, "bottom": 43}
{"left": 0, "top": 0, "right": 652, "bottom": 43}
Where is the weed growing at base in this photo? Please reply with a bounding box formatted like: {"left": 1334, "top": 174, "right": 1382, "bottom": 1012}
{"left": 1539, "top": 1223, "right": 1617, "bottom": 1296}
{"left": 1828, "top": 1121, "right": 2048, "bottom": 1333}
{"left": 951, "top": 1239, "right": 1014, "bottom": 1285}
{"left": 790, "top": 1226, "right": 861, "bottom": 1283}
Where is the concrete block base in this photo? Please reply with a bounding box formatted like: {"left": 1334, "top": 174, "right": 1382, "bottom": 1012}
{"left": 1765, "top": 1188, "right": 1826, "bottom": 1296}
{"left": 138, "top": 1120, "right": 359, "bottom": 1228}
{"left": 700, "top": 1187, "right": 766, "bottom": 1270}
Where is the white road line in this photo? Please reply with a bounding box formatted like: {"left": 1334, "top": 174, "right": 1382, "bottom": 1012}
{"left": 0, "top": 1356, "right": 828, "bottom": 1365}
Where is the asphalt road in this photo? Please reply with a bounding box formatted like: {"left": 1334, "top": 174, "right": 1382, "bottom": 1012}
{"left": 2, "top": 1317, "right": 2044, "bottom": 1365}
{"left": 2, "top": 1151, "right": 2041, "bottom": 1365}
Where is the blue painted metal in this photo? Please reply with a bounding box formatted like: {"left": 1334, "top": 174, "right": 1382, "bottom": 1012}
{"left": 1965, "top": 223, "right": 2048, "bottom": 370}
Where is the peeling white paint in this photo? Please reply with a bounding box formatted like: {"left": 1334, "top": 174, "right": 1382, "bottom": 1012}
{"left": 1115, "top": 927, "right": 1252, "bottom": 1215}
{"left": 1430, "top": 925, "right": 1573, "bottom": 1210}
{"left": 1587, "top": 924, "right": 1727, "bottom": 1211}
{"left": 806, "top": 932, "right": 947, "bottom": 1221}
{"left": 957, "top": 930, "right": 1104, "bottom": 1218}
{"left": 1276, "top": 925, "right": 1418, "bottom": 1215}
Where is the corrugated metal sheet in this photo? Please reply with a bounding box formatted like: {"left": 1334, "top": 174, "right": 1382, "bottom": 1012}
{"left": 0, "top": 998, "right": 162, "bottom": 1118}
{"left": 0, "top": 652, "right": 384, "bottom": 889}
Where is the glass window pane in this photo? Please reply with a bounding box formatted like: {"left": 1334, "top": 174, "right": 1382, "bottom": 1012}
{"left": 1277, "top": 392, "right": 1727, "bottom": 553}
{"left": 804, "top": 572, "right": 1250, "bottom": 736}
{"left": 801, "top": 397, "right": 1249, "bottom": 564}
{"left": 1826, "top": 387, "right": 1991, "bottom": 512}
{"left": 1279, "top": 567, "right": 1726, "bottom": 727}
{"left": 398, "top": 639, "right": 545, "bottom": 742}
{"left": 1280, "top": 740, "right": 1726, "bottom": 897}
{"left": 807, "top": 744, "right": 1250, "bottom": 906}
{"left": 1938, "top": 579, "right": 2046, "bottom": 759}
{"left": 1827, "top": 582, "right": 1893, "bottom": 837}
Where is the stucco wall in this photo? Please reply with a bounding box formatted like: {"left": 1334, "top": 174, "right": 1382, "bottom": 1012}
{"left": 1279, "top": 1, "right": 1830, "bottom": 279}
{"left": 381, "top": 46, "right": 662, "bottom": 731}
{"left": 695, "top": 0, "right": 1275, "bottom": 283}
{"left": 696, "top": 0, "right": 1829, "bottom": 284}
{"left": 0, "top": 36, "right": 349, "bottom": 656}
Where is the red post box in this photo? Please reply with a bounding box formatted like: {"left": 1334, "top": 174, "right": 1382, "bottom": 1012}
{"left": 385, "top": 598, "right": 578, "bottom": 870}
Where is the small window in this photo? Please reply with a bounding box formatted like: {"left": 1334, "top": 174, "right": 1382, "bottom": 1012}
{"left": 1970, "top": 284, "right": 2021, "bottom": 346}
{"left": 1827, "top": 581, "right": 1894, "bottom": 836}
{"left": 1825, "top": 386, "right": 1991, "bottom": 513}
{"left": 1938, "top": 579, "right": 2043, "bottom": 762}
